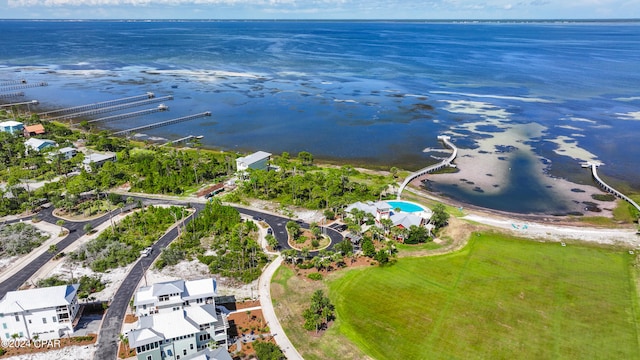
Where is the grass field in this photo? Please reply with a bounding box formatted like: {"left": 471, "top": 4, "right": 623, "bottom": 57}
{"left": 328, "top": 232, "right": 640, "bottom": 359}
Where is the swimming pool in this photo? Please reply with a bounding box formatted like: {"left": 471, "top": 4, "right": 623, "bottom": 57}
{"left": 386, "top": 201, "right": 426, "bottom": 213}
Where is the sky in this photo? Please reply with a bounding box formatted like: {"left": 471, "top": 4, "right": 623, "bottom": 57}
{"left": 2, "top": 0, "right": 640, "bottom": 20}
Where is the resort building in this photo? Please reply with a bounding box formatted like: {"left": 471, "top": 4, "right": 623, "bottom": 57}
{"left": 0, "top": 284, "right": 80, "bottom": 341}
{"left": 24, "top": 138, "right": 57, "bottom": 153}
{"left": 345, "top": 200, "right": 433, "bottom": 231}
{"left": 182, "top": 347, "right": 233, "bottom": 360}
{"left": 82, "top": 152, "right": 116, "bottom": 172}
{"left": 128, "top": 278, "right": 230, "bottom": 360}
{"left": 0, "top": 120, "right": 24, "bottom": 134}
{"left": 235, "top": 151, "right": 271, "bottom": 172}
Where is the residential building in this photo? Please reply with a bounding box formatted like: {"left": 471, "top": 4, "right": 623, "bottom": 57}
{"left": 0, "top": 120, "right": 24, "bottom": 134}
{"left": 82, "top": 152, "right": 116, "bottom": 172}
{"left": 235, "top": 151, "right": 271, "bottom": 172}
{"left": 24, "top": 124, "right": 46, "bottom": 137}
{"left": 0, "top": 284, "right": 80, "bottom": 341}
{"left": 128, "top": 278, "right": 230, "bottom": 360}
{"left": 57, "top": 147, "right": 77, "bottom": 160}
{"left": 24, "top": 138, "right": 57, "bottom": 153}
{"left": 182, "top": 347, "right": 233, "bottom": 360}
{"left": 133, "top": 278, "right": 217, "bottom": 317}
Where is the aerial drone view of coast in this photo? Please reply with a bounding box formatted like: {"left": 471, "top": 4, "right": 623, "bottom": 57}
{"left": 2, "top": 20, "right": 639, "bottom": 215}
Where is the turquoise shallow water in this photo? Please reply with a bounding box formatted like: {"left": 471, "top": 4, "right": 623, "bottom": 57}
{"left": 1, "top": 20, "right": 639, "bottom": 213}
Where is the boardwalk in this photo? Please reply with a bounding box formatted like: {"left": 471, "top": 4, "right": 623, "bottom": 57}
{"left": 582, "top": 162, "right": 640, "bottom": 214}
{"left": 38, "top": 93, "right": 156, "bottom": 117}
{"left": 85, "top": 104, "right": 169, "bottom": 125}
{"left": 46, "top": 96, "right": 173, "bottom": 121}
{"left": 113, "top": 112, "right": 211, "bottom": 136}
{"left": 397, "top": 135, "right": 458, "bottom": 199}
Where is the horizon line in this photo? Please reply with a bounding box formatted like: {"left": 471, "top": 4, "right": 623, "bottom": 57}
{"left": 1, "top": 18, "right": 640, "bottom": 22}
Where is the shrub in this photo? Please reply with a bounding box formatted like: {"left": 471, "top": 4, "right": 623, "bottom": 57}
{"left": 307, "top": 273, "right": 323, "bottom": 281}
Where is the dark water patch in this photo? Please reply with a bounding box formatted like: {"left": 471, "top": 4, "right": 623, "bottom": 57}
{"left": 412, "top": 103, "right": 435, "bottom": 111}
{"left": 473, "top": 187, "right": 484, "bottom": 193}
{"left": 498, "top": 157, "right": 508, "bottom": 161}
{"left": 486, "top": 173, "right": 493, "bottom": 176}
{"left": 429, "top": 153, "right": 574, "bottom": 214}
{"left": 495, "top": 145, "right": 518, "bottom": 153}
{"left": 571, "top": 188, "right": 586, "bottom": 193}
{"left": 475, "top": 124, "right": 503, "bottom": 133}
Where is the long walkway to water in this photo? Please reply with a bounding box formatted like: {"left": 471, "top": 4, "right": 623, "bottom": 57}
{"left": 397, "top": 135, "right": 457, "bottom": 199}
{"left": 582, "top": 162, "right": 640, "bottom": 214}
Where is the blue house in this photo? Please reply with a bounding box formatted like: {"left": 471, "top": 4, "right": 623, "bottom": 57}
{"left": 0, "top": 120, "right": 24, "bottom": 134}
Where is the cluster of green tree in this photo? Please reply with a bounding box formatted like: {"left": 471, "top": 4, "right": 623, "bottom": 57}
{"left": 0, "top": 111, "right": 235, "bottom": 216}
{"left": 253, "top": 341, "right": 285, "bottom": 360}
{"left": 70, "top": 205, "right": 185, "bottom": 272}
{"left": 239, "top": 153, "right": 393, "bottom": 210}
{"left": 156, "top": 200, "right": 268, "bottom": 283}
{"left": 36, "top": 274, "right": 105, "bottom": 300}
{"left": 302, "top": 290, "right": 335, "bottom": 333}
{"left": 0, "top": 222, "right": 50, "bottom": 256}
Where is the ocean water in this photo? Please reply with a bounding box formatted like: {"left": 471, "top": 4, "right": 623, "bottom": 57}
{"left": 1, "top": 20, "right": 639, "bottom": 214}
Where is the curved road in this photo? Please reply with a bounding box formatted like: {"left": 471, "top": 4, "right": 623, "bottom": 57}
{"left": 0, "top": 195, "right": 343, "bottom": 360}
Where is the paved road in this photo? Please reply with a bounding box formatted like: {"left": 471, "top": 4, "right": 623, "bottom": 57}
{"left": 94, "top": 205, "right": 201, "bottom": 360}
{"left": 0, "top": 207, "right": 116, "bottom": 296}
{"left": 1, "top": 193, "right": 343, "bottom": 360}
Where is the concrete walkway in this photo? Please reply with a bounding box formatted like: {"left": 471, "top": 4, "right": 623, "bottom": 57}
{"left": 258, "top": 255, "right": 303, "bottom": 360}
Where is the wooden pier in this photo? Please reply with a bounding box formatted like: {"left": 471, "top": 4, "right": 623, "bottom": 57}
{"left": 113, "top": 112, "right": 211, "bottom": 136}
{"left": 0, "top": 100, "right": 38, "bottom": 108}
{"left": 46, "top": 95, "right": 173, "bottom": 121}
{"left": 0, "top": 92, "right": 25, "bottom": 99}
{"left": 162, "top": 135, "right": 203, "bottom": 146}
{"left": 0, "top": 79, "right": 26, "bottom": 87}
{"left": 0, "top": 82, "right": 47, "bottom": 92}
{"left": 84, "top": 104, "right": 169, "bottom": 125}
{"left": 397, "top": 135, "right": 458, "bottom": 199}
{"left": 582, "top": 162, "right": 640, "bottom": 213}
{"left": 38, "top": 92, "right": 156, "bottom": 117}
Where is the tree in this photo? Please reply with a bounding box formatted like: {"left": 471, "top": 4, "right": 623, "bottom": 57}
{"left": 334, "top": 239, "right": 353, "bottom": 255}
{"left": 266, "top": 234, "right": 279, "bottom": 250}
{"left": 405, "top": 225, "right": 430, "bottom": 244}
{"left": 286, "top": 220, "right": 301, "bottom": 239}
{"left": 303, "top": 290, "right": 334, "bottom": 333}
{"left": 297, "top": 151, "right": 313, "bottom": 166}
{"left": 361, "top": 238, "right": 376, "bottom": 258}
{"left": 56, "top": 219, "right": 65, "bottom": 236}
{"left": 374, "top": 249, "right": 390, "bottom": 265}
{"left": 254, "top": 341, "right": 285, "bottom": 360}
{"left": 431, "top": 203, "right": 450, "bottom": 229}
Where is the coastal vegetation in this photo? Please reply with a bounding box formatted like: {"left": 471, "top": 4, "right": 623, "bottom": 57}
{"left": 0, "top": 222, "right": 50, "bottom": 256}
{"left": 36, "top": 274, "right": 106, "bottom": 300}
{"left": 157, "top": 200, "right": 268, "bottom": 283}
{"left": 69, "top": 205, "right": 185, "bottom": 272}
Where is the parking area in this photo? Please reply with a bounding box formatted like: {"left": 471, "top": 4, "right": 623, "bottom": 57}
{"left": 74, "top": 313, "right": 103, "bottom": 336}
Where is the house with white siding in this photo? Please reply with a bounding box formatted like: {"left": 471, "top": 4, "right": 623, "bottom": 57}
{"left": 128, "top": 278, "right": 230, "bottom": 360}
{"left": 0, "top": 284, "right": 80, "bottom": 341}
{"left": 236, "top": 151, "right": 271, "bottom": 172}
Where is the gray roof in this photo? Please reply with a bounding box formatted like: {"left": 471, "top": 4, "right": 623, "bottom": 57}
{"left": 237, "top": 151, "right": 271, "bottom": 166}
{"left": 0, "top": 284, "right": 79, "bottom": 313}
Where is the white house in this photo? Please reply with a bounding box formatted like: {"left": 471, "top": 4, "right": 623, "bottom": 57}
{"left": 82, "top": 152, "right": 116, "bottom": 172}
{"left": 235, "top": 151, "right": 271, "bottom": 172}
{"left": 0, "top": 284, "right": 80, "bottom": 341}
{"left": 24, "top": 138, "right": 57, "bottom": 153}
{"left": 57, "top": 147, "right": 77, "bottom": 160}
{"left": 0, "top": 120, "right": 24, "bottom": 134}
{"left": 128, "top": 278, "right": 230, "bottom": 360}
{"left": 133, "top": 278, "right": 218, "bottom": 317}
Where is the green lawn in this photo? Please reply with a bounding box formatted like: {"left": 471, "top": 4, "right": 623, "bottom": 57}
{"left": 329, "top": 232, "right": 640, "bottom": 360}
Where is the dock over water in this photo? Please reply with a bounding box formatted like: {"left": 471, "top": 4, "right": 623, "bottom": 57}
{"left": 397, "top": 135, "right": 458, "bottom": 199}
{"left": 582, "top": 161, "right": 640, "bottom": 214}
{"left": 113, "top": 112, "right": 211, "bottom": 136}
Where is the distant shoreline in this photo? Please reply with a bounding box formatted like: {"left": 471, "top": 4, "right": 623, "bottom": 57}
{"left": 1, "top": 19, "right": 639, "bottom": 24}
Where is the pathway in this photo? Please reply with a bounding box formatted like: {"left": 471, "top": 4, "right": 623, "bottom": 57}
{"left": 258, "top": 255, "right": 304, "bottom": 360}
